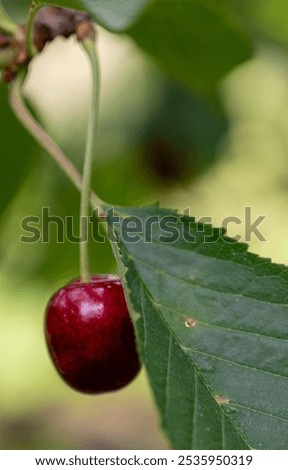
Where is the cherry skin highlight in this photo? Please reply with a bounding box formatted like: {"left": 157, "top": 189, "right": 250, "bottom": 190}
{"left": 45, "top": 275, "right": 141, "bottom": 393}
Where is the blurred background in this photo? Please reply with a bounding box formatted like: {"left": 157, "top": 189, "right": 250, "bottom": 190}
{"left": 1, "top": 0, "right": 288, "bottom": 450}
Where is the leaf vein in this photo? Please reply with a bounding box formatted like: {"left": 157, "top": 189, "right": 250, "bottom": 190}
{"left": 181, "top": 347, "right": 288, "bottom": 381}
{"left": 129, "top": 251, "right": 288, "bottom": 309}
{"left": 158, "top": 302, "right": 288, "bottom": 344}
{"left": 229, "top": 403, "right": 288, "bottom": 423}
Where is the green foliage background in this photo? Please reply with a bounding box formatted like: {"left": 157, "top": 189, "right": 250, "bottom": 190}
{"left": 1, "top": 0, "right": 288, "bottom": 449}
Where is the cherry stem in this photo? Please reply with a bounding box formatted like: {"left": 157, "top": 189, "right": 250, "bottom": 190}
{"left": 9, "top": 68, "right": 103, "bottom": 211}
{"left": 80, "top": 39, "right": 100, "bottom": 283}
{"left": 0, "top": 1, "right": 18, "bottom": 35}
{"left": 26, "top": 2, "right": 41, "bottom": 57}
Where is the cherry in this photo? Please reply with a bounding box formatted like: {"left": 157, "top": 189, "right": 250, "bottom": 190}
{"left": 45, "top": 275, "right": 141, "bottom": 394}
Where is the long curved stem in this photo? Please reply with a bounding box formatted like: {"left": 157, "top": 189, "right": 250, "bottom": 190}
{"left": 26, "top": 3, "right": 41, "bottom": 57}
{"left": 9, "top": 69, "right": 103, "bottom": 211}
{"left": 79, "top": 39, "right": 100, "bottom": 282}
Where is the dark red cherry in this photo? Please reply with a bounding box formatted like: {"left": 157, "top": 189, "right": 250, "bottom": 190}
{"left": 45, "top": 274, "right": 141, "bottom": 393}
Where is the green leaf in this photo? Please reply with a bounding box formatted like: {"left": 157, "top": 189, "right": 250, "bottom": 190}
{"left": 107, "top": 204, "right": 288, "bottom": 449}
{"left": 128, "top": 0, "right": 253, "bottom": 93}
{"left": 32, "top": 0, "right": 151, "bottom": 31}
{"left": 0, "top": 84, "right": 36, "bottom": 215}
{"left": 233, "top": 0, "right": 288, "bottom": 47}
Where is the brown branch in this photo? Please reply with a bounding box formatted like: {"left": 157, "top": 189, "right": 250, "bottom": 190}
{"left": 33, "top": 7, "right": 96, "bottom": 51}
{"left": 1, "top": 6, "right": 96, "bottom": 83}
